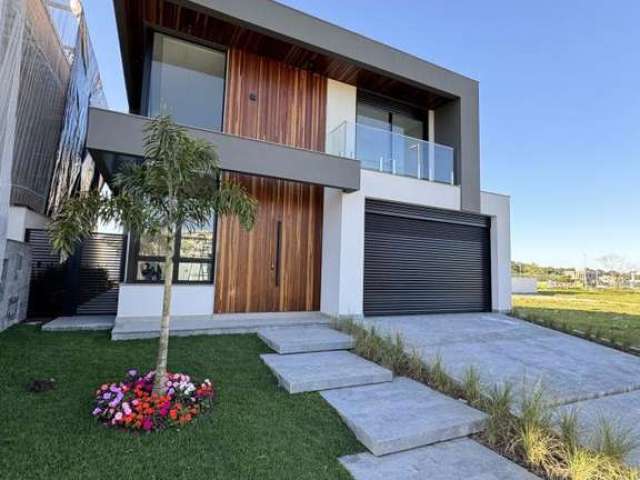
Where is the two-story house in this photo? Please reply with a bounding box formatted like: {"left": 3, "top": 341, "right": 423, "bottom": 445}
{"left": 87, "top": 0, "right": 511, "bottom": 328}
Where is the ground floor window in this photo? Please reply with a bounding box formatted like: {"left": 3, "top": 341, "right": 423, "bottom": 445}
{"left": 130, "top": 219, "right": 215, "bottom": 284}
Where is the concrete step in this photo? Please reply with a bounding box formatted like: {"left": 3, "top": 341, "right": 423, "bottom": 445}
{"left": 42, "top": 315, "right": 115, "bottom": 332}
{"left": 340, "top": 438, "right": 540, "bottom": 479}
{"left": 321, "top": 377, "right": 487, "bottom": 456}
{"left": 111, "top": 311, "right": 330, "bottom": 340}
{"left": 258, "top": 326, "right": 353, "bottom": 354}
{"left": 260, "top": 351, "right": 393, "bottom": 394}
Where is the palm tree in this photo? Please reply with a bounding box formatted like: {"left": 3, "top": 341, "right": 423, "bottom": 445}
{"left": 50, "top": 115, "right": 257, "bottom": 393}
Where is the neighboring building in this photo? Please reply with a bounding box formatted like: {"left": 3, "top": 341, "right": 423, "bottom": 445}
{"left": 0, "top": 0, "right": 104, "bottom": 331}
{"left": 84, "top": 0, "right": 511, "bottom": 321}
{"left": 578, "top": 268, "right": 599, "bottom": 288}
{"left": 512, "top": 277, "right": 537, "bottom": 294}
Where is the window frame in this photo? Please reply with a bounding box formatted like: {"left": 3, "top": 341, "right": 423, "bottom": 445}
{"left": 356, "top": 89, "right": 428, "bottom": 141}
{"left": 127, "top": 219, "right": 217, "bottom": 285}
{"left": 126, "top": 30, "right": 227, "bottom": 285}
{"left": 141, "top": 29, "right": 229, "bottom": 131}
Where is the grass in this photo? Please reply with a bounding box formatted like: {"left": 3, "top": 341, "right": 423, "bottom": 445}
{"left": 512, "top": 289, "right": 640, "bottom": 349}
{"left": 0, "top": 325, "right": 362, "bottom": 480}
{"left": 333, "top": 317, "right": 639, "bottom": 480}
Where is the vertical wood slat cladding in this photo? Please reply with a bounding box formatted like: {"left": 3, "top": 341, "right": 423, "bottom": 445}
{"left": 215, "top": 49, "right": 326, "bottom": 313}
{"left": 214, "top": 174, "right": 323, "bottom": 313}
{"left": 224, "top": 48, "right": 326, "bottom": 151}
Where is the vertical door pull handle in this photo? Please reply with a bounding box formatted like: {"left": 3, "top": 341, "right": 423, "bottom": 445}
{"left": 275, "top": 221, "right": 282, "bottom": 287}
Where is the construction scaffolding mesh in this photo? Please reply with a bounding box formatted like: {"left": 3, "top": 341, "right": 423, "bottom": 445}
{"left": 0, "top": 0, "right": 105, "bottom": 218}
{"left": 46, "top": 0, "right": 106, "bottom": 216}
{"left": 10, "top": 0, "right": 70, "bottom": 213}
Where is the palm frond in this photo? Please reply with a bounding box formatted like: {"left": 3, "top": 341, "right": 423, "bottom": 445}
{"left": 214, "top": 180, "right": 258, "bottom": 230}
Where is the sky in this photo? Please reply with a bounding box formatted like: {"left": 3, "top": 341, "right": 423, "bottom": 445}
{"left": 82, "top": 0, "right": 640, "bottom": 270}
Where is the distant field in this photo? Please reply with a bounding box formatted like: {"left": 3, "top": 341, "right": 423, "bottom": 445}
{"left": 512, "top": 289, "right": 640, "bottom": 348}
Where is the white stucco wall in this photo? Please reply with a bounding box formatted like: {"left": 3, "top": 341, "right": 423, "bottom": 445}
{"left": 325, "top": 78, "right": 356, "bottom": 157}
{"left": 7, "top": 206, "right": 49, "bottom": 242}
{"left": 321, "top": 186, "right": 365, "bottom": 316}
{"left": 512, "top": 277, "right": 537, "bottom": 294}
{"left": 117, "top": 284, "right": 215, "bottom": 318}
{"left": 480, "top": 191, "right": 512, "bottom": 312}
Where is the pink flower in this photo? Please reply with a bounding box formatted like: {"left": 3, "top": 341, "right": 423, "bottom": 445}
{"left": 142, "top": 418, "right": 153, "bottom": 431}
{"left": 114, "top": 412, "right": 123, "bottom": 422}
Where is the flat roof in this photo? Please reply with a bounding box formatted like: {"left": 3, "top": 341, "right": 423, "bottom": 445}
{"left": 114, "top": 0, "right": 478, "bottom": 110}
{"left": 183, "top": 0, "right": 477, "bottom": 95}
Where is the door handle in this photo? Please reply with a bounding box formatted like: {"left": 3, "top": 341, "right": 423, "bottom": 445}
{"left": 274, "top": 220, "right": 282, "bottom": 287}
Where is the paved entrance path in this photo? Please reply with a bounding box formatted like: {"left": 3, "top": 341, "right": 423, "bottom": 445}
{"left": 358, "top": 313, "right": 640, "bottom": 466}
{"left": 258, "top": 325, "right": 538, "bottom": 479}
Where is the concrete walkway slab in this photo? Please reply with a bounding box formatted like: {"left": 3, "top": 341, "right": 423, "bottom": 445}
{"left": 111, "top": 311, "right": 330, "bottom": 340}
{"left": 321, "top": 377, "right": 487, "bottom": 456}
{"left": 358, "top": 314, "right": 640, "bottom": 406}
{"left": 42, "top": 315, "right": 115, "bottom": 331}
{"left": 554, "top": 390, "right": 640, "bottom": 466}
{"left": 258, "top": 326, "right": 353, "bottom": 354}
{"left": 260, "top": 351, "right": 392, "bottom": 393}
{"left": 340, "top": 438, "right": 540, "bottom": 479}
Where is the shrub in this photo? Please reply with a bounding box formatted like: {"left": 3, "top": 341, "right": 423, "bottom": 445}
{"left": 92, "top": 369, "right": 215, "bottom": 432}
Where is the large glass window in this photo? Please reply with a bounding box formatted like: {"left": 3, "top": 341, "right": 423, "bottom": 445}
{"left": 148, "top": 33, "right": 226, "bottom": 131}
{"left": 132, "top": 220, "right": 215, "bottom": 284}
{"left": 356, "top": 94, "right": 427, "bottom": 175}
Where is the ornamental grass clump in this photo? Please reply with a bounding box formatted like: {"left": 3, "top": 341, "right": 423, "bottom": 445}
{"left": 92, "top": 369, "right": 215, "bottom": 432}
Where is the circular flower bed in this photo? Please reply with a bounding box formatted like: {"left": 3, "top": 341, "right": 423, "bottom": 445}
{"left": 92, "top": 369, "right": 215, "bottom": 432}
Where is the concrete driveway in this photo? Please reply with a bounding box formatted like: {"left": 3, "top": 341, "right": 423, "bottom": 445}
{"left": 358, "top": 313, "right": 640, "bottom": 465}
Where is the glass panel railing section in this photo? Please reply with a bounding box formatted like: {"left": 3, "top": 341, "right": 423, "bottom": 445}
{"left": 326, "top": 121, "right": 455, "bottom": 185}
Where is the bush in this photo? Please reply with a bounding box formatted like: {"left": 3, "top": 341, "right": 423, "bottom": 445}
{"left": 92, "top": 369, "right": 215, "bottom": 432}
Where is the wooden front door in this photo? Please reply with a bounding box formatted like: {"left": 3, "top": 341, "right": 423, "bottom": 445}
{"left": 214, "top": 173, "right": 323, "bottom": 313}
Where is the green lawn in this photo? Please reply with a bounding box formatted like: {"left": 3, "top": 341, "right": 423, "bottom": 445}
{"left": 0, "top": 326, "right": 362, "bottom": 479}
{"left": 512, "top": 289, "right": 640, "bottom": 347}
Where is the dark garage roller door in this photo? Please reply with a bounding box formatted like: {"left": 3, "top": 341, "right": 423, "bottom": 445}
{"left": 364, "top": 199, "right": 491, "bottom": 316}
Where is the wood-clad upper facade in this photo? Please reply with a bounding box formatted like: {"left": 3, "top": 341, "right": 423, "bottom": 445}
{"left": 113, "top": 0, "right": 483, "bottom": 213}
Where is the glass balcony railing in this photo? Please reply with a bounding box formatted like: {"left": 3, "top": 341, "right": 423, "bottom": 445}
{"left": 327, "top": 121, "right": 455, "bottom": 185}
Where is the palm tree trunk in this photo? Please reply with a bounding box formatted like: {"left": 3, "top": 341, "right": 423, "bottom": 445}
{"left": 153, "top": 232, "right": 175, "bottom": 394}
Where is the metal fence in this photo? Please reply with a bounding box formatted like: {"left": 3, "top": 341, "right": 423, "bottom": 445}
{"left": 26, "top": 229, "right": 124, "bottom": 317}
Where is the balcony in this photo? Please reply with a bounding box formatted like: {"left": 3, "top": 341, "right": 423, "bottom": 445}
{"left": 86, "top": 108, "right": 361, "bottom": 192}
{"left": 327, "top": 121, "right": 455, "bottom": 185}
